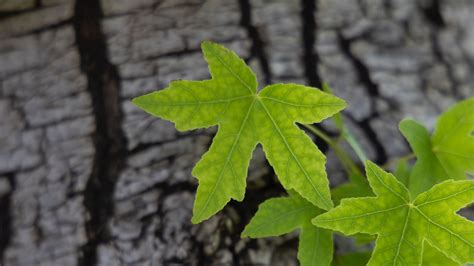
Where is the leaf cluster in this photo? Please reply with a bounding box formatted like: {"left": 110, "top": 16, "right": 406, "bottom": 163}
{"left": 133, "top": 42, "right": 474, "bottom": 265}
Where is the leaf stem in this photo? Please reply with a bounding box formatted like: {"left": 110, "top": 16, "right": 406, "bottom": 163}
{"left": 320, "top": 82, "right": 368, "bottom": 165}
{"left": 302, "top": 124, "right": 361, "bottom": 175}
{"left": 302, "top": 124, "right": 333, "bottom": 144}
{"left": 340, "top": 128, "right": 368, "bottom": 164}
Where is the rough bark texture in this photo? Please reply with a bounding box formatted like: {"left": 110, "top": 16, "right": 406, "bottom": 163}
{"left": 0, "top": 0, "right": 473, "bottom": 265}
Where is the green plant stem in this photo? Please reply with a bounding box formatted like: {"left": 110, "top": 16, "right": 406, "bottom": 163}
{"left": 302, "top": 124, "right": 361, "bottom": 176}
{"left": 302, "top": 124, "right": 333, "bottom": 144}
{"left": 321, "top": 82, "right": 368, "bottom": 169}
{"left": 340, "top": 128, "right": 368, "bottom": 164}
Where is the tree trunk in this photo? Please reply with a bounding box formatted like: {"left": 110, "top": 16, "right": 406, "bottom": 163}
{"left": 0, "top": 0, "right": 473, "bottom": 265}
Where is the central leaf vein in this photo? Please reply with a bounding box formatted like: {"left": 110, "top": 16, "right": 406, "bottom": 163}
{"left": 259, "top": 100, "right": 332, "bottom": 209}
{"left": 195, "top": 99, "right": 256, "bottom": 219}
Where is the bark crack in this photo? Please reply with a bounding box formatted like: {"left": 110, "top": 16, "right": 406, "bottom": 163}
{"left": 0, "top": 8, "right": 39, "bottom": 20}
{"left": 337, "top": 33, "right": 382, "bottom": 105}
{"left": 420, "top": 0, "right": 462, "bottom": 100}
{"left": 337, "top": 33, "right": 389, "bottom": 163}
{"left": 238, "top": 0, "right": 272, "bottom": 85}
{"left": 0, "top": 173, "right": 15, "bottom": 265}
{"left": 73, "top": 0, "right": 126, "bottom": 265}
{"left": 300, "top": 0, "right": 330, "bottom": 152}
{"left": 302, "top": 0, "right": 322, "bottom": 88}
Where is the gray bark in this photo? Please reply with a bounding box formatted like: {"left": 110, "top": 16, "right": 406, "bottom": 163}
{"left": 0, "top": 0, "right": 473, "bottom": 265}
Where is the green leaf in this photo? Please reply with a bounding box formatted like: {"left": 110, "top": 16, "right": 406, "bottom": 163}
{"left": 133, "top": 41, "right": 346, "bottom": 223}
{"left": 394, "top": 158, "right": 411, "bottom": 187}
{"left": 399, "top": 97, "right": 474, "bottom": 196}
{"left": 313, "top": 161, "right": 474, "bottom": 265}
{"left": 242, "top": 194, "right": 333, "bottom": 266}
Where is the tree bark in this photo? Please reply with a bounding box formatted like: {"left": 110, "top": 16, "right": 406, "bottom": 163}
{"left": 0, "top": 0, "right": 473, "bottom": 265}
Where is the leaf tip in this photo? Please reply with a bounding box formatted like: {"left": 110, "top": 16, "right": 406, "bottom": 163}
{"left": 327, "top": 94, "right": 347, "bottom": 111}
{"left": 321, "top": 82, "right": 332, "bottom": 93}
{"left": 190, "top": 217, "right": 201, "bottom": 224}
{"left": 131, "top": 92, "right": 159, "bottom": 111}
{"left": 364, "top": 160, "right": 376, "bottom": 170}
{"left": 191, "top": 213, "right": 205, "bottom": 224}
{"left": 299, "top": 190, "right": 333, "bottom": 211}
{"left": 311, "top": 216, "right": 322, "bottom": 227}
{"left": 191, "top": 199, "right": 209, "bottom": 224}
{"left": 200, "top": 41, "right": 209, "bottom": 49}
{"left": 339, "top": 98, "right": 348, "bottom": 110}
{"left": 240, "top": 230, "right": 250, "bottom": 238}
{"left": 398, "top": 118, "right": 414, "bottom": 130}
{"left": 201, "top": 40, "right": 218, "bottom": 53}
{"left": 323, "top": 199, "right": 334, "bottom": 211}
{"left": 131, "top": 95, "right": 145, "bottom": 109}
{"left": 398, "top": 118, "right": 427, "bottom": 134}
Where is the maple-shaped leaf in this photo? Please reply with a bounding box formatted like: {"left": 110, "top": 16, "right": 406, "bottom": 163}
{"left": 399, "top": 97, "right": 474, "bottom": 196}
{"left": 242, "top": 193, "right": 333, "bottom": 266}
{"left": 133, "top": 41, "right": 346, "bottom": 223}
{"left": 313, "top": 161, "right": 474, "bottom": 265}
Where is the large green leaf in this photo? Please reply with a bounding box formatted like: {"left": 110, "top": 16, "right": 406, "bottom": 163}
{"left": 133, "top": 41, "right": 346, "bottom": 223}
{"left": 399, "top": 97, "right": 474, "bottom": 196}
{"left": 313, "top": 161, "right": 474, "bottom": 265}
{"left": 242, "top": 194, "right": 333, "bottom": 266}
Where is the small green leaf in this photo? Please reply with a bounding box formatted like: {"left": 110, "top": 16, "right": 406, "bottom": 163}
{"left": 399, "top": 97, "right": 474, "bottom": 196}
{"left": 133, "top": 41, "right": 346, "bottom": 223}
{"left": 241, "top": 195, "right": 317, "bottom": 237}
{"left": 313, "top": 161, "right": 474, "bottom": 265}
{"left": 243, "top": 194, "right": 333, "bottom": 266}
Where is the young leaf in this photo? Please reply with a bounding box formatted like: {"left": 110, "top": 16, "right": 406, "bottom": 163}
{"left": 133, "top": 41, "right": 346, "bottom": 223}
{"left": 399, "top": 97, "right": 474, "bottom": 196}
{"left": 313, "top": 161, "right": 474, "bottom": 265}
{"left": 242, "top": 194, "right": 333, "bottom": 266}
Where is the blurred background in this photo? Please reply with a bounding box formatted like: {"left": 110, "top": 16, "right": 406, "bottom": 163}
{"left": 0, "top": 0, "right": 473, "bottom": 265}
